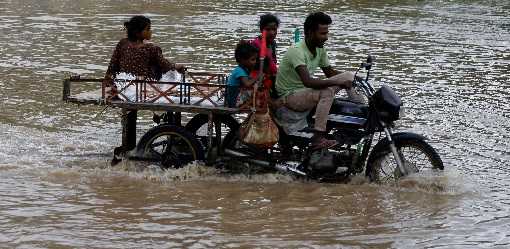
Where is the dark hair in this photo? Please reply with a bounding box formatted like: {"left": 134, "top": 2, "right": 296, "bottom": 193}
{"left": 259, "top": 13, "right": 280, "bottom": 31}
{"left": 304, "top": 12, "right": 332, "bottom": 35}
{"left": 234, "top": 41, "right": 259, "bottom": 63}
{"left": 124, "top": 16, "right": 151, "bottom": 41}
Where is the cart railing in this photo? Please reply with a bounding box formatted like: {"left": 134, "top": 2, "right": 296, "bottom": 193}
{"left": 63, "top": 71, "right": 229, "bottom": 107}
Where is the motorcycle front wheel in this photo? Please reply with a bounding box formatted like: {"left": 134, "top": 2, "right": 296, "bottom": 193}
{"left": 366, "top": 135, "right": 444, "bottom": 183}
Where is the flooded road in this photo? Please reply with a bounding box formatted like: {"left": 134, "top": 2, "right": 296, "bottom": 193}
{"left": 1, "top": 0, "right": 509, "bottom": 248}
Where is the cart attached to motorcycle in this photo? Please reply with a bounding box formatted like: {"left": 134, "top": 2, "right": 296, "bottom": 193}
{"left": 63, "top": 57, "right": 444, "bottom": 183}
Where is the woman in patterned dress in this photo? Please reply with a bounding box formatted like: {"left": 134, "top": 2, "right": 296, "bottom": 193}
{"left": 105, "top": 15, "right": 186, "bottom": 165}
{"left": 104, "top": 15, "right": 185, "bottom": 93}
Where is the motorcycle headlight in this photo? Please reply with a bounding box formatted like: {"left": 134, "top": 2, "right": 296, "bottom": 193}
{"left": 398, "top": 106, "right": 405, "bottom": 118}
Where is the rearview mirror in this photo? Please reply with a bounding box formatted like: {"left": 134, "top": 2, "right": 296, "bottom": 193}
{"left": 362, "top": 55, "right": 375, "bottom": 70}
{"left": 367, "top": 55, "right": 375, "bottom": 64}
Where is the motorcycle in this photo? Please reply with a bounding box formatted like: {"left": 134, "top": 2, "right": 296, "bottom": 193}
{"left": 221, "top": 55, "right": 444, "bottom": 183}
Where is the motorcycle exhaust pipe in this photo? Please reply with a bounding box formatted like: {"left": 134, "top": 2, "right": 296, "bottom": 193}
{"left": 275, "top": 163, "right": 307, "bottom": 176}
{"left": 224, "top": 149, "right": 307, "bottom": 176}
{"left": 224, "top": 149, "right": 271, "bottom": 167}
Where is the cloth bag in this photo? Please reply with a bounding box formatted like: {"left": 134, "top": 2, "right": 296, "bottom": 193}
{"left": 239, "top": 85, "right": 279, "bottom": 149}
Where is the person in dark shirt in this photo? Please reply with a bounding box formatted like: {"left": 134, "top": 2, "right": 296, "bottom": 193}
{"left": 105, "top": 15, "right": 185, "bottom": 165}
{"left": 104, "top": 15, "right": 185, "bottom": 89}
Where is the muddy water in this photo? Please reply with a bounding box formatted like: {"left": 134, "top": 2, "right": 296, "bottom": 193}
{"left": 1, "top": 0, "right": 509, "bottom": 248}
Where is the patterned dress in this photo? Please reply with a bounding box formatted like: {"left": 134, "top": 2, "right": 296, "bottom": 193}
{"left": 106, "top": 38, "right": 173, "bottom": 80}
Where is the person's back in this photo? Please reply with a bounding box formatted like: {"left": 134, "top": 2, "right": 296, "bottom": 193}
{"left": 108, "top": 38, "right": 170, "bottom": 80}
{"left": 226, "top": 65, "right": 248, "bottom": 108}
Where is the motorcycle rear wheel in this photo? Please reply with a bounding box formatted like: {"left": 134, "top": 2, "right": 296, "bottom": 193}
{"left": 137, "top": 125, "right": 204, "bottom": 169}
{"left": 366, "top": 137, "right": 443, "bottom": 183}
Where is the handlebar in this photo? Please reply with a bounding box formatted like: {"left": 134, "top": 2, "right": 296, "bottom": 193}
{"left": 353, "top": 55, "right": 376, "bottom": 97}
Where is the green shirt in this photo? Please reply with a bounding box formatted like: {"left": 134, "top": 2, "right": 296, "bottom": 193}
{"left": 276, "top": 41, "right": 330, "bottom": 96}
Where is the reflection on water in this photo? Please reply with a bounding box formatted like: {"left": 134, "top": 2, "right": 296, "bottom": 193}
{"left": 0, "top": 0, "right": 509, "bottom": 248}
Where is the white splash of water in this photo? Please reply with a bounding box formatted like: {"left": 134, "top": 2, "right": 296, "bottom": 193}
{"left": 392, "top": 168, "right": 476, "bottom": 196}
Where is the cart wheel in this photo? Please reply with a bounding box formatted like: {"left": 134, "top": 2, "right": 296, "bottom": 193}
{"left": 136, "top": 125, "right": 204, "bottom": 169}
{"left": 185, "top": 114, "right": 239, "bottom": 150}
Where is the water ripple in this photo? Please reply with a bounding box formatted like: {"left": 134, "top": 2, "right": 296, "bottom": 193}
{"left": 0, "top": 0, "right": 509, "bottom": 248}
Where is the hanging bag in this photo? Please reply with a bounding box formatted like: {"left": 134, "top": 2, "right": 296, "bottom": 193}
{"left": 239, "top": 84, "right": 279, "bottom": 148}
{"left": 238, "top": 30, "right": 279, "bottom": 148}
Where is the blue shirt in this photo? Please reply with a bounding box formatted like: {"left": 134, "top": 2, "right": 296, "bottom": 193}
{"left": 226, "top": 66, "right": 249, "bottom": 107}
{"left": 227, "top": 66, "right": 249, "bottom": 86}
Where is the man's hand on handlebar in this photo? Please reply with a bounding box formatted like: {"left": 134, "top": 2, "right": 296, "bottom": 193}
{"left": 334, "top": 71, "right": 355, "bottom": 89}
{"left": 343, "top": 78, "right": 353, "bottom": 89}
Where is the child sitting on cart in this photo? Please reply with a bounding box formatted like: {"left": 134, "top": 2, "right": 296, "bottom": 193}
{"left": 225, "top": 41, "right": 259, "bottom": 108}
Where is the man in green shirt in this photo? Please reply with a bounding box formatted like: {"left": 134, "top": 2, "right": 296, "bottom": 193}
{"left": 275, "top": 12, "right": 364, "bottom": 150}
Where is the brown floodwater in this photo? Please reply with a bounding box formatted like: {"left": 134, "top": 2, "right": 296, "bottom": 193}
{"left": 1, "top": 0, "right": 509, "bottom": 248}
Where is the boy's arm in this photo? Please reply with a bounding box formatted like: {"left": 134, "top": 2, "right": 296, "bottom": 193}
{"left": 239, "top": 76, "right": 256, "bottom": 88}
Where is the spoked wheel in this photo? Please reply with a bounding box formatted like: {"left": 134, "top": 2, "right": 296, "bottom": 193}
{"left": 136, "top": 125, "right": 204, "bottom": 169}
{"left": 366, "top": 136, "right": 444, "bottom": 183}
{"left": 185, "top": 114, "right": 239, "bottom": 150}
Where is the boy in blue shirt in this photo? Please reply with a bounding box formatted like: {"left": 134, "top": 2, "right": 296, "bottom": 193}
{"left": 226, "top": 42, "right": 259, "bottom": 108}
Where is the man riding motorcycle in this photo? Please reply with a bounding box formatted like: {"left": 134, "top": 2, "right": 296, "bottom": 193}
{"left": 274, "top": 12, "right": 365, "bottom": 150}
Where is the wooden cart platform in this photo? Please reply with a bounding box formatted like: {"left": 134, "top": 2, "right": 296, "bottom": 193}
{"left": 62, "top": 71, "right": 240, "bottom": 115}
{"left": 63, "top": 72, "right": 244, "bottom": 163}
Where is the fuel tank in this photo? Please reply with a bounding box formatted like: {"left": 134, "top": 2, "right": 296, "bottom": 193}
{"left": 326, "top": 98, "right": 369, "bottom": 128}
{"left": 329, "top": 98, "right": 368, "bottom": 118}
